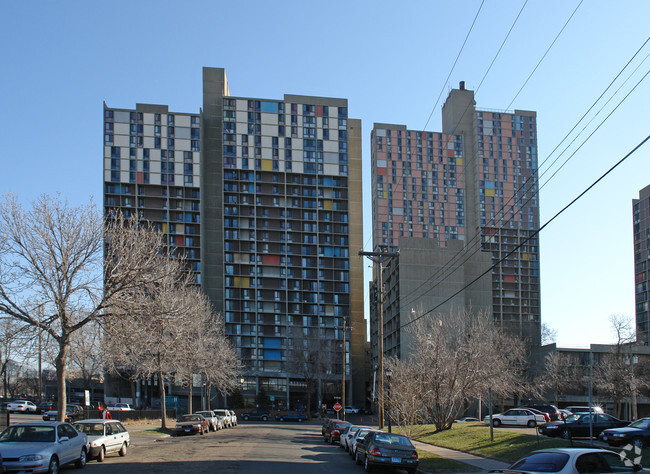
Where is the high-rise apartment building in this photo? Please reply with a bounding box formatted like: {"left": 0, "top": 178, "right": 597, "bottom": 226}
{"left": 104, "top": 68, "right": 366, "bottom": 409}
{"left": 370, "top": 82, "right": 541, "bottom": 365}
{"left": 633, "top": 185, "right": 650, "bottom": 343}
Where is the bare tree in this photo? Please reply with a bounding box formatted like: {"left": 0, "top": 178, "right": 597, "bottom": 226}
{"left": 174, "top": 288, "right": 239, "bottom": 413}
{"left": 541, "top": 323, "right": 558, "bottom": 346}
{"left": 0, "top": 193, "right": 171, "bottom": 421}
{"left": 536, "top": 352, "right": 580, "bottom": 407}
{"left": 385, "top": 356, "right": 426, "bottom": 438}
{"left": 67, "top": 322, "right": 103, "bottom": 396}
{"left": 387, "top": 309, "right": 527, "bottom": 433}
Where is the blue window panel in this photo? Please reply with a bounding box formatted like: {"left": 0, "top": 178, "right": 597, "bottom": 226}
{"left": 263, "top": 349, "right": 281, "bottom": 361}
{"left": 485, "top": 181, "right": 495, "bottom": 189}
{"left": 264, "top": 337, "right": 281, "bottom": 348}
{"left": 261, "top": 101, "right": 278, "bottom": 113}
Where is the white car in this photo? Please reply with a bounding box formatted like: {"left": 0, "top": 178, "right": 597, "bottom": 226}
{"left": 195, "top": 411, "right": 220, "bottom": 431}
{"left": 213, "top": 409, "right": 232, "bottom": 428}
{"left": 107, "top": 403, "right": 134, "bottom": 411}
{"left": 348, "top": 428, "right": 382, "bottom": 458}
{"left": 489, "top": 447, "right": 649, "bottom": 473}
{"left": 74, "top": 419, "right": 129, "bottom": 462}
{"left": 340, "top": 425, "right": 372, "bottom": 452}
{"left": 228, "top": 409, "right": 237, "bottom": 426}
{"left": 344, "top": 406, "right": 360, "bottom": 414}
{"left": 484, "top": 408, "right": 546, "bottom": 428}
{"left": 7, "top": 400, "right": 37, "bottom": 413}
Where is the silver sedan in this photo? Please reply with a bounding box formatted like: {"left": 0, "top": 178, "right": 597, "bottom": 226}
{"left": 0, "top": 421, "right": 88, "bottom": 473}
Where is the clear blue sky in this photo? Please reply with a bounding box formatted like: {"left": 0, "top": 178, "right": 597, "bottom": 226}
{"left": 2, "top": 1, "right": 649, "bottom": 348}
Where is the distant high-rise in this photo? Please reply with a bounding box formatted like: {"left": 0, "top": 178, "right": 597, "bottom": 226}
{"left": 370, "top": 82, "right": 541, "bottom": 365}
{"left": 633, "top": 185, "right": 650, "bottom": 343}
{"left": 103, "top": 67, "right": 366, "bottom": 409}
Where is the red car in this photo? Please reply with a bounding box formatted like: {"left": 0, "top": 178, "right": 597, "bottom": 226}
{"left": 175, "top": 414, "right": 210, "bottom": 436}
{"left": 324, "top": 420, "right": 351, "bottom": 444}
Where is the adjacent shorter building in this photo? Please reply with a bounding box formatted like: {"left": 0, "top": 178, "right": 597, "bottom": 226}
{"left": 369, "top": 82, "right": 541, "bottom": 372}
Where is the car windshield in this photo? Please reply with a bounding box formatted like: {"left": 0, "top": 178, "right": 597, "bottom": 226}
{"left": 74, "top": 423, "right": 105, "bottom": 436}
{"left": 629, "top": 419, "right": 650, "bottom": 429}
{"left": 196, "top": 412, "right": 212, "bottom": 417}
{"left": 180, "top": 415, "right": 200, "bottom": 422}
{"left": 214, "top": 410, "right": 227, "bottom": 416}
{"left": 565, "top": 414, "right": 582, "bottom": 423}
{"left": 510, "top": 452, "right": 570, "bottom": 472}
{"left": 334, "top": 422, "right": 349, "bottom": 430}
{"left": 373, "top": 433, "right": 413, "bottom": 447}
{"left": 0, "top": 425, "right": 55, "bottom": 443}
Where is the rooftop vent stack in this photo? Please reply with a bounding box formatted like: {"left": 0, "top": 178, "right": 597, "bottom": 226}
{"left": 459, "top": 81, "right": 466, "bottom": 90}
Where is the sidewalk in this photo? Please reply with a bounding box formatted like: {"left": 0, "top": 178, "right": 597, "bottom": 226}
{"left": 412, "top": 440, "right": 509, "bottom": 473}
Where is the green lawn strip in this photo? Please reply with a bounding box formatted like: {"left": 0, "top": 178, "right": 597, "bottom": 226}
{"left": 411, "top": 423, "right": 620, "bottom": 464}
{"left": 139, "top": 427, "right": 175, "bottom": 436}
{"left": 418, "top": 450, "right": 482, "bottom": 472}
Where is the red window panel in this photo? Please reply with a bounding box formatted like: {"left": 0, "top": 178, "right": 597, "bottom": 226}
{"left": 175, "top": 236, "right": 184, "bottom": 246}
{"left": 504, "top": 275, "right": 516, "bottom": 283}
{"left": 377, "top": 167, "right": 387, "bottom": 175}
{"left": 137, "top": 172, "right": 143, "bottom": 184}
{"left": 262, "top": 254, "right": 280, "bottom": 265}
{"left": 316, "top": 105, "right": 323, "bottom": 117}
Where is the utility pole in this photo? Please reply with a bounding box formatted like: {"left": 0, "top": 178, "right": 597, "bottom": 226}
{"left": 342, "top": 319, "right": 346, "bottom": 422}
{"left": 359, "top": 246, "right": 399, "bottom": 430}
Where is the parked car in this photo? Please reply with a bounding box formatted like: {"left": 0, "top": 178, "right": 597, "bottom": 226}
{"left": 36, "top": 401, "right": 56, "bottom": 414}
{"left": 454, "top": 417, "right": 479, "bottom": 423}
{"left": 214, "top": 409, "right": 234, "bottom": 427}
{"left": 323, "top": 420, "right": 351, "bottom": 444}
{"left": 339, "top": 425, "right": 371, "bottom": 452}
{"left": 195, "top": 411, "right": 220, "bottom": 431}
{"left": 525, "top": 407, "right": 551, "bottom": 423}
{"left": 524, "top": 404, "right": 562, "bottom": 421}
{"left": 241, "top": 409, "right": 269, "bottom": 421}
{"left": 6, "top": 400, "right": 37, "bottom": 413}
{"left": 74, "top": 419, "right": 129, "bottom": 462}
{"left": 228, "top": 409, "right": 237, "bottom": 426}
{"left": 599, "top": 417, "right": 650, "bottom": 448}
{"left": 488, "top": 447, "right": 648, "bottom": 473}
{"left": 42, "top": 404, "right": 84, "bottom": 422}
{"left": 344, "top": 406, "right": 360, "bottom": 414}
{"left": 276, "top": 411, "right": 308, "bottom": 422}
{"left": 348, "top": 428, "right": 382, "bottom": 458}
{"left": 559, "top": 409, "right": 572, "bottom": 420}
{"left": 174, "top": 414, "right": 209, "bottom": 436}
{"left": 563, "top": 405, "right": 603, "bottom": 414}
{"left": 484, "top": 408, "right": 546, "bottom": 427}
{"left": 354, "top": 431, "right": 419, "bottom": 474}
{"left": 539, "top": 413, "right": 629, "bottom": 439}
{"left": 322, "top": 418, "right": 336, "bottom": 436}
{"left": 0, "top": 421, "right": 88, "bottom": 473}
{"left": 107, "top": 403, "right": 134, "bottom": 411}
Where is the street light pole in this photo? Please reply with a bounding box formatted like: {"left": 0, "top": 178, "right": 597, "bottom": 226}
{"left": 342, "top": 318, "right": 346, "bottom": 422}
{"left": 359, "top": 246, "right": 399, "bottom": 431}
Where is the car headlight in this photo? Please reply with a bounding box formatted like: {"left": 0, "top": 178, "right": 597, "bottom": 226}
{"left": 545, "top": 425, "right": 559, "bottom": 429}
{"left": 613, "top": 433, "right": 627, "bottom": 437}
{"left": 19, "top": 454, "right": 44, "bottom": 461}
{"left": 175, "top": 425, "right": 182, "bottom": 429}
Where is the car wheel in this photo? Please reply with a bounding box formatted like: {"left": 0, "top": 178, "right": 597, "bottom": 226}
{"left": 75, "top": 448, "right": 87, "bottom": 468}
{"left": 492, "top": 419, "right": 501, "bottom": 427}
{"left": 527, "top": 420, "right": 537, "bottom": 428}
{"left": 48, "top": 456, "right": 59, "bottom": 474}
{"left": 97, "top": 446, "right": 105, "bottom": 462}
{"left": 364, "top": 454, "right": 374, "bottom": 472}
{"left": 355, "top": 451, "right": 362, "bottom": 465}
{"left": 561, "top": 428, "right": 571, "bottom": 440}
{"left": 119, "top": 442, "right": 127, "bottom": 457}
{"left": 280, "top": 417, "right": 284, "bottom": 421}
{"left": 298, "top": 418, "right": 303, "bottom": 422}
{"left": 243, "top": 415, "right": 249, "bottom": 421}
{"left": 633, "top": 437, "right": 646, "bottom": 449}
{"left": 262, "top": 416, "right": 268, "bottom": 421}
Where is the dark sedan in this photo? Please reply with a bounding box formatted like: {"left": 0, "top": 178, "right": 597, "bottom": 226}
{"left": 354, "top": 431, "right": 419, "bottom": 474}
{"left": 539, "top": 413, "right": 628, "bottom": 439}
{"left": 174, "top": 414, "right": 209, "bottom": 436}
{"left": 275, "top": 411, "right": 307, "bottom": 422}
{"left": 323, "top": 420, "right": 351, "bottom": 444}
{"left": 599, "top": 417, "right": 650, "bottom": 448}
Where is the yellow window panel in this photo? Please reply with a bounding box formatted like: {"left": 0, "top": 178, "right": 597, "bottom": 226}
{"left": 324, "top": 200, "right": 333, "bottom": 210}
{"left": 485, "top": 188, "right": 495, "bottom": 197}
{"left": 456, "top": 158, "right": 463, "bottom": 166}
{"left": 262, "top": 159, "right": 273, "bottom": 171}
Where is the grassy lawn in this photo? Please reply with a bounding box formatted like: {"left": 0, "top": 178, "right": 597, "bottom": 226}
{"left": 408, "top": 423, "right": 650, "bottom": 466}
{"left": 139, "top": 427, "right": 175, "bottom": 436}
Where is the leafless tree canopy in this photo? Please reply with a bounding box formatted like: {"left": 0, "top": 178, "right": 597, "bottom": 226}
{"left": 0, "top": 193, "right": 175, "bottom": 420}
{"left": 385, "top": 309, "right": 528, "bottom": 432}
{"left": 103, "top": 253, "right": 239, "bottom": 427}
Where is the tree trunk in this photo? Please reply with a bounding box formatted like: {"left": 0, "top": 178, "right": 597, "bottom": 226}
{"left": 188, "top": 378, "right": 193, "bottom": 414}
{"left": 55, "top": 338, "right": 70, "bottom": 422}
{"left": 159, "top": 366, "right": 167, "bottom": 429}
